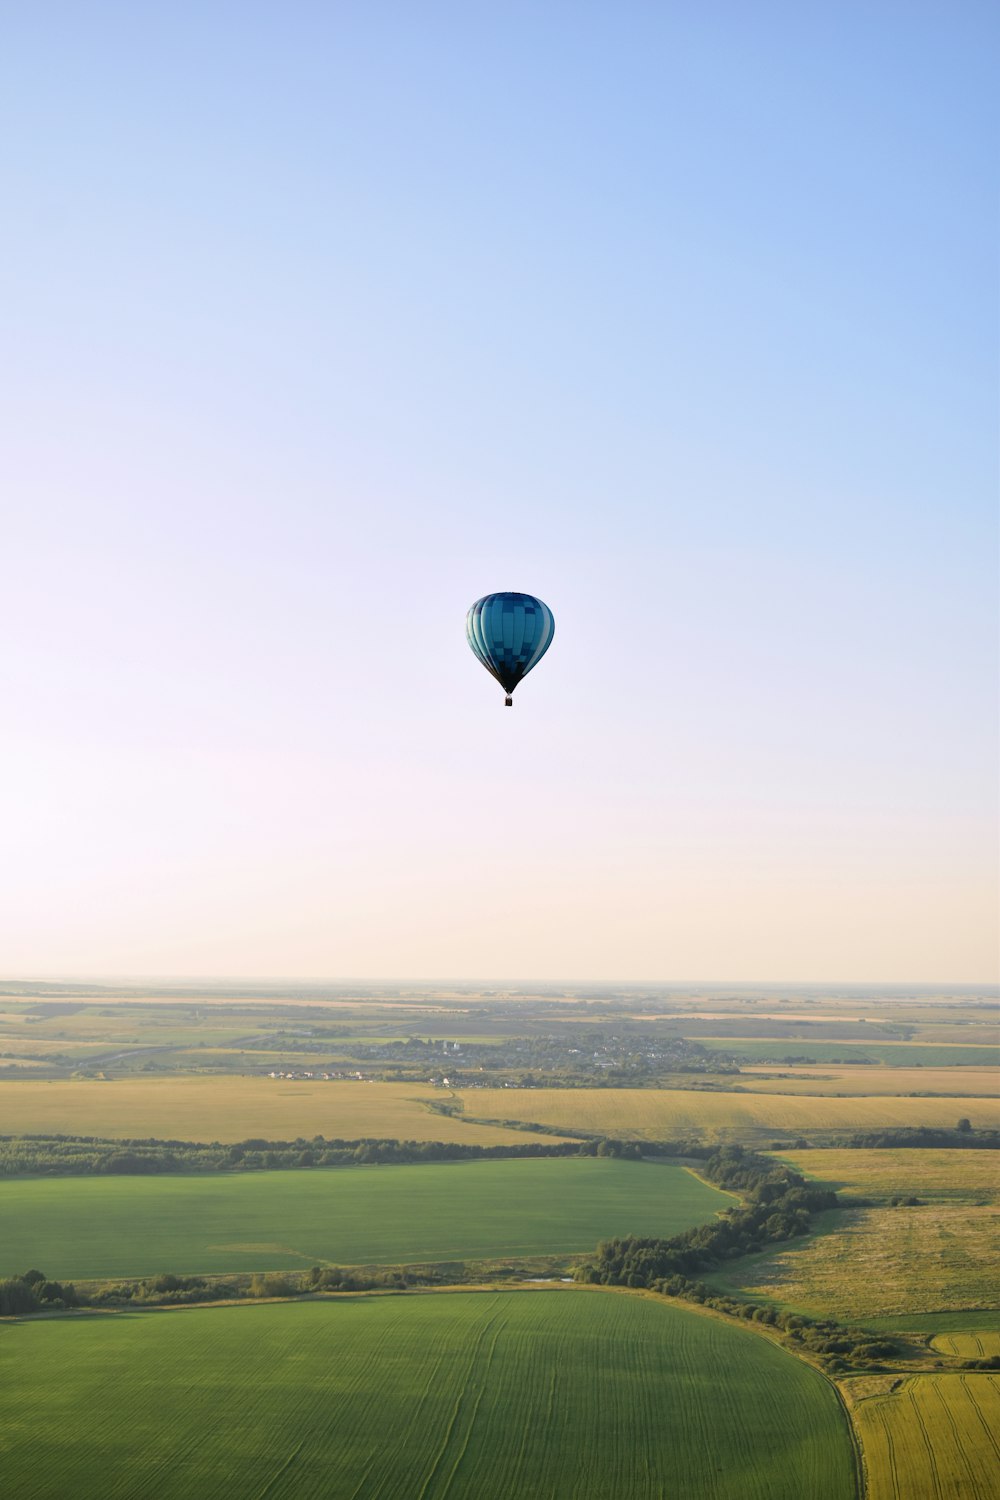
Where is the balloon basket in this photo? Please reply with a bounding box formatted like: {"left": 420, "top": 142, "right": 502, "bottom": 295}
{"left": 505, "top": 696, "right": 513, "bottom": 707}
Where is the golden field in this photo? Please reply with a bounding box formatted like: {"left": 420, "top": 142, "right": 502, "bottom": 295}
{"left": 456, "top": 1087, "right": 1000, "bottom": 1140}
{"left": 842, "top": 1374, "right": 1000, "bottom": 1500}
{"left": 931, "top": 1332, "right": 1000, "bottom": 1359}
{"left": 0, "top": 1077, "right": 563, "bottom": 1146}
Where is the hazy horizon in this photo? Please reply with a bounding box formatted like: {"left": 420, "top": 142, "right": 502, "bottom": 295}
{"left": 3, "top": 974, "right": 996, "bottom": 995}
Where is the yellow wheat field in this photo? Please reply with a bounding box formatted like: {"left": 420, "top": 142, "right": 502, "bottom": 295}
{"left": 456, "top": 1087, "right": 1000, "bottom": 1140}
{"left": 842, "top": 1374, "right": 1000, "bottom": 1500}
{"left": 931, "top": 1333, "right": 1000, "bottom": 1359}
{"left": 0, "top": 1077, "right": 562, "bottom": 1146}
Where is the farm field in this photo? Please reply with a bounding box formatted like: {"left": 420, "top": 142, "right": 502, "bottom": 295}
{"left": 0, "top": 1077, "right": 561, "bottom": 1146}
{"left": 0, "top": 1291, "right": 857, "bottom": 1500}
{"left": 905, "top": 1025, "right": 999, "bottom": 1045}
{"left": 710, "top": 1151, "right": 1000, "bottom": 1321}
{"left": 455, "top": 1086, "right": 1000, "bottom": 1141}
{"left": 693, "top": 1039, "right": 999, "bottom": 1067}
{"left": 842, "top": 1374, "right": 1000, "bottom": 1500}
{"left": 931, "top": 1332, "right": 1000, "bottom": 1358}
{"left": 0, "top": 1158, "right": 733, "bottom": 1281}
{"left": 734, "top": 1065, "right": 999, "bottom": 1096}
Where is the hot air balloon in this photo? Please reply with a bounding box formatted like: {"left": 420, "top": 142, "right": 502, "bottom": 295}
{"left": 466, "top": 592, "right": 555, "bottom": 706}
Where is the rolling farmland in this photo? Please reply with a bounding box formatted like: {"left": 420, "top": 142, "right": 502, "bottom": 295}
{"left": 843, "top": 1374, "right": 1000, "bottom": 1500}
{"left": 0, "top": 1291, "right": 857, "bottom": 1500}
{"left": 3, "top": 987, "right": 997, "bottom": 1497}
{"left": 0, "top": 1158, "right": 732, "bottom": 1281}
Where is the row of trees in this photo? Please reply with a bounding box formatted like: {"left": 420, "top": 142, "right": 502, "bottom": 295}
{"left": 573, "top": 1142, "right": 1000, "bottom": 1371}
{"left": 1, "top": 1262, "right": 462, "bottom": 1315}
{"left": 0, "top": 1132, "right": 634, "bottom": 1177}
{"left": 576, "top": 1145, "right": 837, "bottom": 1287}
{"left": 573, "top": 1146, "right": 881, "bottom": 1370}
{"left": 252, "top": 1266, "right": 412, "bottom": 1297}
{"left": 842, "top": 1125, "right": 998, "bottom": 1150}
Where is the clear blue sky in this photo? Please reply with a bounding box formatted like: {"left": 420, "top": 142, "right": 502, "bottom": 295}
{"left": 2, "top": 3, "right": 997, "bottom": 981}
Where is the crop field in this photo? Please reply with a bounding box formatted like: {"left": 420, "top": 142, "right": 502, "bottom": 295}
{"left": 692, "top": 1039, "right": 999, "bottom": 1067}
{"left": 714, "top": 1152, "right": 1000, "bottom": 1321}
{"left": 910, "top": 1025, "right": 999, "bottom": 1045}
{"left": 931, "top": 1332, "right": 1000, "bottom": 1358}
{"left": 0, "top": 1291, "right": 857, "bottom": 1500}
{"left": 0, "top": 1158, "right": 733, "bottom": 1281}
{"left": 842, "top": 1374, "right": 1000, "bottom": 1500}
{"left": 775, "top": 1150, "right": 1000, "bottom": 1203}
{"left": 735, "top": 1066, "right": 1000, "bottom": 1097}
{"left": 0, "top": 1077, "right": 562, "bottom": 1146}
{"left": 456, "top": 1086, "right": 1000, "bottom": 1141}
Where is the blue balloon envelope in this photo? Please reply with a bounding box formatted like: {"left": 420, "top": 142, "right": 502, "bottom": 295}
{"left": 466, "top": 592, "right": 555, "bottom": 704}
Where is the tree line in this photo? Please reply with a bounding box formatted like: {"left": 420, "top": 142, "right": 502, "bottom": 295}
{"left": 841, "top": 1125, "right": 999, "bottom": 1150}
{"left": 573, "top": 1145, "right": 906, "bottom": 1371}
{"left": 573, "top": 1142, "right": 1000, "bottom": 1372}
{"left": 0, "top": 1133, "right": 634, "bottom": 1177}
{"left": 576, "top": 1144, "right": 837, "bottom": 1288}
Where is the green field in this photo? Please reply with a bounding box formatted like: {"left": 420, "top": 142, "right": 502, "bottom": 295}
{"left": 695, "top": 1039, "right": 1000, "bottom": 1067}
{"left": 0, "top": 1157, "right": 733, "bottom": 1280}
{"left": 0, "top": 1291, "right": 857, "bottom": 1499}
{"left": 858, "top": 1310, "right": 1000, "bottom": 1335}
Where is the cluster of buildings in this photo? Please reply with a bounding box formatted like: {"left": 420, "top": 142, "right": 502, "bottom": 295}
{"left": 265, "top": 1069, "right": 369, "bottom": 1082}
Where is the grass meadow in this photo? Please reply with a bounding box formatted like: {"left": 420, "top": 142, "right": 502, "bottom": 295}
{"left": 775, "top": 1149, "right": 1000, "bottom": 1201}
{"left": 0, "top": 1157, "right": 733, "bottom": 1281}
{"left": 861, "top": 1310, "right": 1000, "bottom": 1335}
{"left": 732, "top": 1203, "right": 1000, "bottom": 1320}
{"left": 0, "top": 1291, "right": 857, "bottom": 1500}
{"left": 843, "top": 1374, "right": 1000, "bottom": 1500}
{"left": 707, "top": 1150, "right": 1000, "bottom": 1322}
